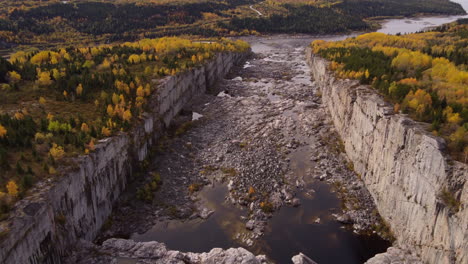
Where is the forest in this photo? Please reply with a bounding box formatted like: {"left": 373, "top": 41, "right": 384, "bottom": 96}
{"left": 224, "top": 0, "right": 465, "bottom": 33}
{"left": 0, "top": 0, "right": 465, "bottom": 49}
{"left": 312, "top": 20, "right": 468, "bottom": 163}
{"left": 0, "top": 36, "right": 250, "bottom": 219}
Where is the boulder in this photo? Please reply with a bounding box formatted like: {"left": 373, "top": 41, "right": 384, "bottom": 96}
{"left": 292, "top": 253, "right": 318, "bottom": 264}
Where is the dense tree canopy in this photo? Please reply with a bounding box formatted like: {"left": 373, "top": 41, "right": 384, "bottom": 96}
{"left": 0, "top": 0, "right": 464, "bottom": 48}
{"left": 312, "top": 20, "right": 468, "bottom": 162}
{"left": 0, "top": 37, "right": 250, "bottom": 217}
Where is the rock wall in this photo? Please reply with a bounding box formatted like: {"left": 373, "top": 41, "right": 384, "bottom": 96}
{"left": 306, "top": 50, "right": 467, "bottom": 264}
{"left": 0, "top": 51, "right": 248, "bottom": 264}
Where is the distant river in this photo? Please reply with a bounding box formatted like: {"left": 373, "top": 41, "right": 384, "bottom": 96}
{"left": 377, "top": 0, "right": 468, "bottom": 34}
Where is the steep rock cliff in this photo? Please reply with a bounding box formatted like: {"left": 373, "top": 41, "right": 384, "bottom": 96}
{"left": 307, "top": 50, "right": 467, "bottom": 264}
{"left": 0, "top": 51, "right": 248, "bottom": 264}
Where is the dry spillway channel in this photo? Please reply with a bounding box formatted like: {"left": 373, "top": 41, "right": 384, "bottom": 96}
{"left": 100, "top": 36, "right": 391, "bottom": 264}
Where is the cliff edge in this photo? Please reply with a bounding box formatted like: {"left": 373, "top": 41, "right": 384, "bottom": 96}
{"left": 307, "top": 50, "right": 467, "bottom": 264}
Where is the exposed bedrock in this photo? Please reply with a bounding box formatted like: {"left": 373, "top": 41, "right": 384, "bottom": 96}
{"left": 307, "top": 50, "right": 467, "bottom": 264}
{"left": 66, "top": 238, "right": 317, "bottom": 264}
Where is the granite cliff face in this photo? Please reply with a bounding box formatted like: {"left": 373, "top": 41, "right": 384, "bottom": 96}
{"left": 307, "top": 50, "right": 467, "bottom": 264}
{"left": 0, "top": 51, "right": 248, "bottom": 264}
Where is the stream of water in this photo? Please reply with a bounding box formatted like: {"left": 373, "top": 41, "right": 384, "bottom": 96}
{"left": 127, "top": 3, "right": 467, "bottom": 264}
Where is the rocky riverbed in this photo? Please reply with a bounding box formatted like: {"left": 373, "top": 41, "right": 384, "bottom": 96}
{"left": 67, "top": 36, "right": 391, "bottom": 263}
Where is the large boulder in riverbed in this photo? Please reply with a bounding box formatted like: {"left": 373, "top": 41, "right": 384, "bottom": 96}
{"left": 193, "top": 247, "right": 268, "bottom": 264}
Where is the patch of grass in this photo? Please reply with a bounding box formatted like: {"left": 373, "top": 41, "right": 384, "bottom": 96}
{"left": 175, "top": 121, "right": 193, "bottom": 136}
{"left": 101, "top": 217, "right": 113, "bottom": 232}
{"left": 370, "top": 209, "right": 395, "bottom": 241}
{"left": 220, "top": 167, "right": 237, "bottom": 176}
{"left": 373, "top": 218, "right": 395, "bottom": 242}
{"left": 140, "top": 159, "right": 150, "bottom": 171}
{"left": 440, "top": 188, "right": 461, "bottom": 214}
{"left": 245, "top": 186, "right": 258, "bottom": 201}
{"left": 260, "top": 201, "right": 274, "bottom": 213}
{"left": 166, "top": 205, "right": 179, "bottom": 218}
{"left": 322, "top": 134, "right": 345, "bottom": 154}
{"left": 336, "top": 139, "right": 345, "bottom": 153}
{"left": 188, "top": 183, "right": 202, "bottom": 193}
{"left": 239, "top": 141, "right": 248, "bottom": 148}
{"left": 55, "top": 213, "right": 66, "bottom": 225}
{"left": 356, "top": 173, "right": 362, "bottom": 180}
{"left": 136, "top": 172, "right": 162, "bottom": 202}
{"left": 199, "top": 165, "right": 217, "bottom": 175}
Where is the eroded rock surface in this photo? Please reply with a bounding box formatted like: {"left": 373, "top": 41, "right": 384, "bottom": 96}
{"left": 88, "top": 36, "right": 390, "bottom": 263}
{"left": 365, "top": 247, "right": 423, "bottom": 264}
{"left": 68, "top": 238, "right": 268, "bottom": 264}
{"left": 308, "top": 52, "right": 468, "bottom": 264}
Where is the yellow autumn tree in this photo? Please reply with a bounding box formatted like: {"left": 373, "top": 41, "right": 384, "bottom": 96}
{"left": 443, "top": 106, "right": 462, "bottom": 124}
{"left": 123, "top": 110, "right": 132, "bottom": 122}
{"left": 87, "top": 140, "right": 95, "bottom": 151}
{"left": 49, "top": 143, "right": 65, "bottom": 160}
{"left": 31, "top": 51, "right": 60, "bottom": 65}
{"left": 144, "top": 84, "right": 151, "bottom": 96}
{"left": 76, "top": 84, "right": 83, "bottom": 96}
{"left": 7, "top": 71, "right": 21, "bottom": 84}
{"left": 52, "top": 68, "right": 61, "bottom": 80}
{"left": 81, "top": 123, "right": 89, "bottom": 133}
{"left": 6, "top": 181, "right": 18, "bottom": 197}
{"left": 144, "top": 66, "right": 152, "bottom": 75}
{"left": 102, "top": 126, "right": 111, "bottom": 137}
{"left": 128, "top": 54, "right": 141, "bottom": 64}
{"left": 9, "top": 51, "right": 27, "bottom": 64}
{"left": 0, "top": 124, "right": 7, "bottom": 138}
{"left": 403, "top": 89, "right": 432, "bottom": 116}
{"left": 112, "top": 93, "right": 119, "bottom": 105}
{"left": 36, "top": 71, "right": 53, "bottom": 86}
{"left": 14, "top": 112, "right": 24, "bottom": 120}
{"left": 107, "top": 104, "right": 114, "bottom": 116}
{"left": 136, "top": 86, "right": 145, "bottom": 97}
{"left": 99, "top": 59, "right": 111, "bottom": 69}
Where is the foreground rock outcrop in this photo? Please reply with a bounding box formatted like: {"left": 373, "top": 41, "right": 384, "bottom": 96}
{"left": 365, "top": 247, "right": 423, "bottom": 264}
{"left": 307, "top": 50, "right": 467, "bottom": 264}
{"left": 68, "top": 238, "right": 320, "bottom": 264}
{"left": 75, "top": 238, "right": 269, "bottom": 264}
{"left": 0, "top": 51, "right": 249, "bottom": 264}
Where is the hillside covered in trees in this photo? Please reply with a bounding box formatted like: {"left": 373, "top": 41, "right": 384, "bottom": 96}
{"left": 0, "top": 37, "right": 249, "bottom": 219}
{"left": 225, "top": 0, "right": 465, "bottom": 33}
{"left": 0, "top": 0, "right": 465, "bottom": 50}
{"left": 312, "top": 19, "right": 468, "bottom": 162}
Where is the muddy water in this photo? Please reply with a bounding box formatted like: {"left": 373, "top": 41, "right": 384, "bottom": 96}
{"left": 133, "top": 184, "right": 244, "bottom": 252}
{"left": 125, "top": 9, "right": 468, "bottom": 263}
